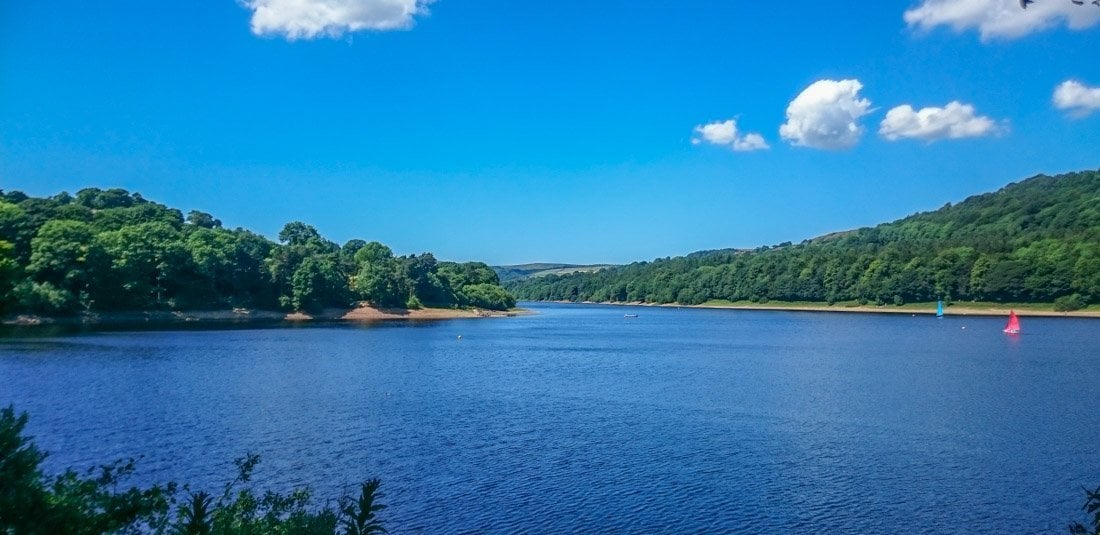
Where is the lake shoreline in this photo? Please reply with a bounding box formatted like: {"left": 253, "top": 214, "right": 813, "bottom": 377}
{"left": 544, "top": 300, "right": 1100, "bottom": 318}
{"left": 3, "top": 304, "right": 530, "bottom": 327}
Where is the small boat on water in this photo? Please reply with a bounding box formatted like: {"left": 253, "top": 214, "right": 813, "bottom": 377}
{"left": 936, "top": 300, "right": 944, "bottom": 318}
{"left": 624, "top": 314, "right": 638, "bottom": 318}
{"left": 1003, "top": 310, "right": 1021, "bottom": 334}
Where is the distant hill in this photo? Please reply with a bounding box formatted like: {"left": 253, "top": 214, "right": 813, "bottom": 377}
{"left": 493, "top": 263, "right": 617, "bottom": 283}
{"left": 507, "top": 169, "right": 1100, "bottom": 309}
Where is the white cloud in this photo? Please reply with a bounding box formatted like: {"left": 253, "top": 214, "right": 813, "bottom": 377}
{"left": 879, "top": 101, "right": 1003, "bottom": 142}
{"left": 732, "top": 133, "right": 770, "bottom": 152}
{"left": 904, "top": 0, "right": 1100, "bottom": 41}
{"left": 243, "top": 0, "right": 432, "bottom": 40}
{"left": 692, "top": 119, "right": 770, "bottom": 152}
{"left": 779, "top": 79, "right": 872, "bottom": 150}
{"left": 1053, "top": 80, "right": 1100, "bottom": 117}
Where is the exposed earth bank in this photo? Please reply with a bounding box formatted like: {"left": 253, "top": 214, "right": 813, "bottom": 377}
{"left": 4, "top": 304, "right": 529, "bottom": 326}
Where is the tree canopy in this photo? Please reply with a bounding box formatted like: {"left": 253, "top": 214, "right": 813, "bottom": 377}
{"left": 0, "top": 187, "right": 515, "bottom": 314}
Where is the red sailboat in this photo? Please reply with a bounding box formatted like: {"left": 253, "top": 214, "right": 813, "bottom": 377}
{"left": 1003, "top": 310, "right": 1021, "bottom": 334}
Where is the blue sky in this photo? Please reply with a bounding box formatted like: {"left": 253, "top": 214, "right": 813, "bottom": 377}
{"left": 2, "top": 0, "right": 1099, "bottom": 265}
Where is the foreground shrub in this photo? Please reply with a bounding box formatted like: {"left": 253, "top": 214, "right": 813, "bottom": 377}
{"left": 1069, "top": 485, "right": 1100, "bottom": 535}
{"left": 0, "top": 406, "right": 387, "bottom": 534}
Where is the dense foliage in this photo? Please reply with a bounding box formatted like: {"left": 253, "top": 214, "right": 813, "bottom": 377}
{"left": 0, "top": 187, "right": 515, "bottom": 314}
{"left": 509, "top": 170, "right": 1100, "bottom": 308}
{"left": 0, "top": 406, "right": 387, "bottom": 534}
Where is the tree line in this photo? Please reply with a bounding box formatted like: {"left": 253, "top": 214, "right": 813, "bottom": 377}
{"left": 508, "top": 170, "right": 1100, "bottom": 310}
{"left": 0, "top": 187, "right": 515, "bottom": 315}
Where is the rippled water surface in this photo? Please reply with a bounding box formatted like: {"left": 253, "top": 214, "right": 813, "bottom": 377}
{"left": 2, "top": 303, "right": 1099, "bottom": 533}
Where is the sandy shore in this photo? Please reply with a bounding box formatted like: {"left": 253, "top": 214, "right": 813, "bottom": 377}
{"left": 3, "top": 305, "right": 530, "bottom": 327}
{"left": 290, "top": 305, "right": 528, "bottom": 321}
{"left": 553, "top": 300, "right": 1100, "bottom": 318}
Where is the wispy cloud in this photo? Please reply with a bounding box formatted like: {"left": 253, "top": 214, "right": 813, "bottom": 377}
{"left": 880, "top": 101, "right": 1003, "bottom": 142}
{"left": 1053, "top": 80, "right": 1100, "bottom": 117}
{"left": 904, "top": 0, "right": 1100, "bottom": 41}
{"left": 692, "top": 119, "right": 770, "bottom": 152}
{"left": 243, "top": 0, "right": 433, "bottom": 40}
{"left": 779, "top": 79, "right": 872, "bottom": 150}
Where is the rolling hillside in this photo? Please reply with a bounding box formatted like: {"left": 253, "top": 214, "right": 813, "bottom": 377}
{"left": 493, "top": 263, "right": 617, "bottom": 283}
{"left": 507, "top": 169, "right": 1100, "bottom": 309}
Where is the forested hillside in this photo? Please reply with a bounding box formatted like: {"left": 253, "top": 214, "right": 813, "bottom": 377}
{"left": 0, "top": 187, "right": 515, "bottom": 315}
{"left": 509, "top": 170, "right": 1100, "bottom": 309}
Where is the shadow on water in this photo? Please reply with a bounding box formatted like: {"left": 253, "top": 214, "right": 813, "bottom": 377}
{"left": 0, "top": 318, "right": 451, "bottom": 339}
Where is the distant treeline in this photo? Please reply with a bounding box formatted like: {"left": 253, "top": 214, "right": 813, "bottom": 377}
{"left": 509, "top": 170, "right": 1100, "bottom": 310}
{"left": 0, "top": 187, "right": 515, "bottom": 315}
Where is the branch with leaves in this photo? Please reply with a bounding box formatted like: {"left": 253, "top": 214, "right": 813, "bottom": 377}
{"left": 1069, "top": 486, "right": 1100, "bottom": 535}
{"left": 0, "top": 406, "right": 390, "bottom": 535}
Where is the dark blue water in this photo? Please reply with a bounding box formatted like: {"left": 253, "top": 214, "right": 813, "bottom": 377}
{"left": 2, "top": 303, "right": 1098, "bottom": 533}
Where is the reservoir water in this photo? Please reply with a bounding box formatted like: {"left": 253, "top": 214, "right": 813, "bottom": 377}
{"left": 2, "top": 302, "right": 1098, "bottom": 533}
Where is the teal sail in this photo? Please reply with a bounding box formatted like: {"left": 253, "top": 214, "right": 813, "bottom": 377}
{"left": 936, "top": 300, "right": 944, "bottom": 318}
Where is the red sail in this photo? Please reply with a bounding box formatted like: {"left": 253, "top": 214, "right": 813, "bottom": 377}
{"left": 1003, "top": 310, "right": 1021, "bottom": 334}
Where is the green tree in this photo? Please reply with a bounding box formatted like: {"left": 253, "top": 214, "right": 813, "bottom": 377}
{"left": 342, "top": 239, "right": 368, "bottom": 258}
{"left": 25, "top": 220, "right": 96, "bottom": 312}
{"left": 269, "top": 222, "right": 341, "bottom": 309}
{"left": 181, "top": 228, "right": 236, "bottom": 307}
{"left": 1071, "top": 244, "right": 1100, "bottom": 302}
{"left": 0, "top": 241, "right": 17, "bottom": 314}
{"left": 180, "top": 228, "right": 278, "bottom": 309}
{"left": 12, "top": 281, "right": 74, "bottom": 314}
{"left": 186, "top": 210, "right": 222, "bottom": 229}
{"left": 291, "top": 256, "right": 350, "bottom": 312}
{"left": 91, "top": 204, "right": 185, "bottom": 233}
{"left": 0, "top": 201, "right": 32, "bottom": 263}
{"left": 75, "top": 187, "right": 138, "bottom": 209}
{"left": 227, "top": 230, "right": 278, "bottom": 308}
{"left": 278, "top": 222, "right": 324, "bottom": 248}
{"left": 404, "top": 253, "right": 453, "bottom": 306}
{"left": 460, "top": 283, "right": 516, "bottom": 310}
{"left": 90, "top": 222, "right": 191, "bottom": 309}
{"left": 352, "top": 258, "right": 409, "bottom": 308}
{"left": 353, "top": 242, "right": 394, "bottom": 266}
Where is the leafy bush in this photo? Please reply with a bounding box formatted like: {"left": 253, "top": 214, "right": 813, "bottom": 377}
{"left": 461, "top": 283, "right": 516, "bottom": 310}
{"left": 12, "top": 281, "right": 76, "bottom": 315}
{"left": 1054, "top": 293, "right": 1088, "bottom": 312}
